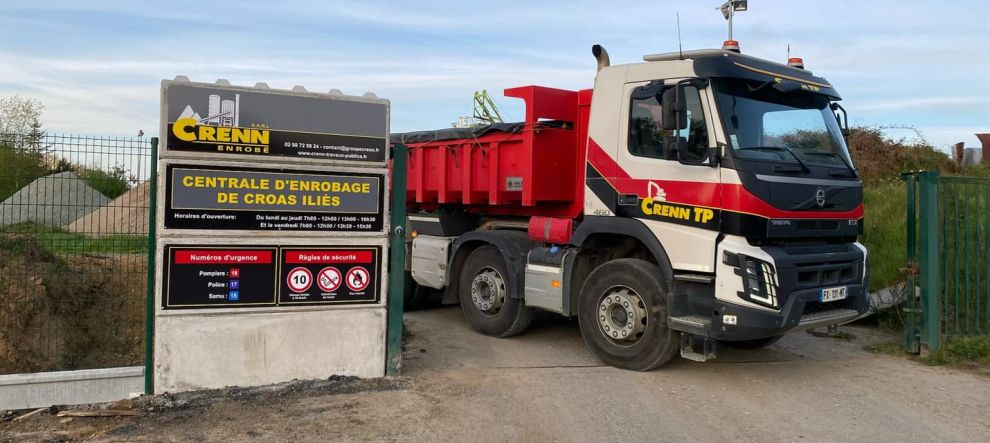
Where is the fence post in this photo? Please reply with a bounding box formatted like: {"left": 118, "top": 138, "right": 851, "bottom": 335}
{"left": 386, "top": 144, "right": 407, "bottom": 376}
{"left": 144, "top": 137, "right": 158, "bottom": 394}
{"left": 902, "top": 174, "right": 920, "bottom": 353}
{"left": 918, "top": 170, "right": 941, "bottom": 354}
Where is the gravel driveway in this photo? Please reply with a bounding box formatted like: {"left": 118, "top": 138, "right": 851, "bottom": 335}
{"left": 3, "top": 306, "right": 988, "bottom": 442}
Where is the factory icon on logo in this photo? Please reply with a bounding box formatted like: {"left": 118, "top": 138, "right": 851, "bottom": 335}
{"left": 177, "top": 93, "right": 241, "bottom": 127}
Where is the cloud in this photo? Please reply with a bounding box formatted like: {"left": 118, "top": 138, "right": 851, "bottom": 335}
{"left": 0, "top": 0, "right": 987, "bottom": 147}
{"left": 854, "top": 97, "right": 990, "bottom": 112}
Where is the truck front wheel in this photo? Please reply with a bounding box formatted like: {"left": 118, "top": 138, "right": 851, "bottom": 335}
{"left": 578, "top": 259, "right": 678, "bottom": 371}
{"left": 458, "top": 245, "right": 534, "bottom": 337}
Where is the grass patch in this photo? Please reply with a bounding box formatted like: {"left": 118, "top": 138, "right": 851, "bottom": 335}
{"left": 2, "top": 222, "right": 146, "bottom": 255}
{"left": 865, "top": 336, "right": 990, "bottom": 376}
{"left": 926, "top": 336, "right": 990, "bottom": 368}
{"left": 865, "top": 340, "right": 906, "bottom": 356}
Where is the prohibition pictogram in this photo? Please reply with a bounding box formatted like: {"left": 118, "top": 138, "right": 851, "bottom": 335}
{"left": 317, "top": 267, "right": 342, "bottom": 292}
{"left": 286, "top": 267, "right": 313, "bottom": 293}
{"left": 345, "top": 266, "right": 370, "bottom": 291}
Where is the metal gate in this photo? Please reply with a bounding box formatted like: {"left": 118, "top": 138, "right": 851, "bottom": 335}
{"left": 903, "top": 171, "right": 990, "bottom": 353}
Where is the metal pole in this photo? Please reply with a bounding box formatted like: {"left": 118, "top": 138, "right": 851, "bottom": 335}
{"left": 144, "top": 137, "right": 159, "bottom": 394}
{"left": 385, "top": 144, "right": 408, "bottom": 376}
{"left": 918, "top": 170, "right": 941, "bottom": 354}
{"left": 903, "top": 174, "right": 919, "bottom": 353}
{"left": 728, "top": 7, "right": 733, "bottom": 41}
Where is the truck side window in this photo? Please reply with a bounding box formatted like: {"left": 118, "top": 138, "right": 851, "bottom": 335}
{"left": 628, "top": 85, "right": 709, "bottom": 161}
{"left": 628, "top": 95, "right": 666, "bottom": 159}
{"left": 679, "top": 86, "right": 710, "bottom": 162}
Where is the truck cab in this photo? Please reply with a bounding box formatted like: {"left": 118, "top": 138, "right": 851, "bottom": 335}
{"left": 584, "top": 46, "right": 867, "bottom": 357}
{"left": 396, "top": 44, "right": 868, "bottom": 370}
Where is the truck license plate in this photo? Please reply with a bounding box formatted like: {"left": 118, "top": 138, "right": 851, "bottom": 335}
{"left": 820, "top": 286, "right": 848, "bottom": 303}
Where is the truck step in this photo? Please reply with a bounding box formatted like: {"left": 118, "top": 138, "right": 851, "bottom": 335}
{"left": 673, "top": 273, "right": 715, "bottom": 284}
{"left": 680, "top": 333, "right": 717, "bottom": 362}
{"left": 669, "top": 315, "right": 711, "bottom": 335}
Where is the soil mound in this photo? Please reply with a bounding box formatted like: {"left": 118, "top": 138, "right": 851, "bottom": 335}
{"left": 0, "top": 235, "right": 145, "bottom": 374}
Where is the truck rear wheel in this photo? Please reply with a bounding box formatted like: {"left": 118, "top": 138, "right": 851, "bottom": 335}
{"left": 578, "top": 259, "right": 678, "bottom": 371}
{"left": 458, "top": 245, "right": 533, "bottom": 337}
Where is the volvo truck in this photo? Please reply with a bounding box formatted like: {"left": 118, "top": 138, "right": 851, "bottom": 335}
{"left": 393, "top": 42, "right": 868, "bottom": 370}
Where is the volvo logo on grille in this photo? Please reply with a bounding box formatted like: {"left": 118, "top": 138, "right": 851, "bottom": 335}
{"left": 815, "top": 188, "right": 826, "bottom": 207}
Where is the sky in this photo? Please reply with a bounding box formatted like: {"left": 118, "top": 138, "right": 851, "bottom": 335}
{"left": 1, "top": 0, "right": 988, "bottom": 151}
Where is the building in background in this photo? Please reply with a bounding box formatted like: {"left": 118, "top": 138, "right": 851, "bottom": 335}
{"left": 954, "top": 133, "right": 989, "bottom": 165}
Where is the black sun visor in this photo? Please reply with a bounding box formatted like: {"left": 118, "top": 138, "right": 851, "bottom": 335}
{"left": 693, "top": 53, "right": 841, "bottom": 100}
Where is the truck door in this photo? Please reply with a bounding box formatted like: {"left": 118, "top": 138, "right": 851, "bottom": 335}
{"left": 614, "top": 80, "right": 721, "bottom": 273}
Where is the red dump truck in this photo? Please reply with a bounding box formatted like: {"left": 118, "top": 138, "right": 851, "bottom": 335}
{"left": 392, "top": 44, "right": 869, "bottom": 370}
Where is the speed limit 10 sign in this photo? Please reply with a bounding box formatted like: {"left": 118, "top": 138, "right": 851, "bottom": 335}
{"left": 278, "top": 247, "right": 380, "bottom": 305}
{"left": 286, "top": 267, "right": 313, "bottom": 293}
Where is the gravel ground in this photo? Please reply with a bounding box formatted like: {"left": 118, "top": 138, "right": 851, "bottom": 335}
{"left": 0, "top": 172, "right": 108, "bottom": 227}
{"left": 2, "top": 307, "right": 989, "bottom": 442}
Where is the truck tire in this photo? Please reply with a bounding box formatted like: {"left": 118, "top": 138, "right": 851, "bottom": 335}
{"left": 720, "top": 335, "right": 783, "bottom": 350}
{"left": 578, "top": 258, "right": 678, "bottom": 371}
{"left": 458, "top": 245, "right": 534, "bottom": 337}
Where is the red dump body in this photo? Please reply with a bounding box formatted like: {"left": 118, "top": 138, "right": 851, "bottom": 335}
{"left": 404, "top": 86, "right": 593, "bottom": 219}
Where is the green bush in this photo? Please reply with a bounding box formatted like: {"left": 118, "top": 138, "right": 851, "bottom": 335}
{"left": 78, "top": 164, "right": 133, "bottom": 199}
{"left": 848, "top": 127, "right": 958, "bottom": 183}
{"left": 861, "top": 181, "right": 907, "bottom": 291}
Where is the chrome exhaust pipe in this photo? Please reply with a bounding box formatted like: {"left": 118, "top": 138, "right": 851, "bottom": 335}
{"left": 592, "top": 44, "right": 610, "bottom": 71}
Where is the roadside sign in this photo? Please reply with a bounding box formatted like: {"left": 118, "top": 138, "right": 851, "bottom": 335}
{"left": 164, "top": 164, "right": 384, "bottom": 232}
{"left": 346, "top": 267, "right": 371, "bottom": 292}
{"left": 153, "top": 78, "right": 392, "bottom": 393}
{"left": 162, "top": 246, "right": 278, "bottom": 309}
{"left": 286, "top": 267, "right": 313, "bottom": 293}
{"left": 278, "top": 248, "right": 380, "bottom": 305}
{"left": 161, "top": 82, "right": 388, "bottom": 163}
{"left": 317, "top": 267, "right": 343, "bottom": 292}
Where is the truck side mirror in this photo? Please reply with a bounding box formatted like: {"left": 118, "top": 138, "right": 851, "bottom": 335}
{"left": 662, "top": 86, "right": 687, "bottom": 131}
{"left": 830, "top": 102, "right": 851, "bottom": 138}
{"left": 672, "top": 137, "right": 710, "bottom": 166}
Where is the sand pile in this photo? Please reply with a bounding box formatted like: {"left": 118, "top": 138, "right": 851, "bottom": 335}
{"left": 67, "top": 181, "right": 150, "bottom": 235}
{"left": 0, "top": 171, "right": 109, "bottom": 227}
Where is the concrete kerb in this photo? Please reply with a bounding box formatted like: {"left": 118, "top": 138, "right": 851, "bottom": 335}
{"left": 0, "top": 366, "right": 144, "bottom": 410}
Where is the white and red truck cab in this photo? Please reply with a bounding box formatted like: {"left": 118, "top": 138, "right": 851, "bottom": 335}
{"left": 393, "top": 44, "right": 868, "bottom": 370}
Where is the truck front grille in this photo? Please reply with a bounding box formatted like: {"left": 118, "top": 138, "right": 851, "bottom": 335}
{"left": 794, "top": 259, "right": 858, "bottom": 289}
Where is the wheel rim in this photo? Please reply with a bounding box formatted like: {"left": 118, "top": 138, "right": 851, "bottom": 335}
{"left": 471, "top": 266, "right": 506, "bottom": 316}
{"left": 596, "top": 286, "right": 648, "bottom": 346}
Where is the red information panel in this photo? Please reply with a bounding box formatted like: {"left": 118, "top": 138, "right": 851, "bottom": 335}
{"left": 163, "top": 246, "right": 278, "bottom": 309}
{"left": 278, "top": 247, "right": 380, "bottom": 305}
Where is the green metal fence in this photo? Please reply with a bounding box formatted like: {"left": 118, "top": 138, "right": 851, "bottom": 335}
{"left": 0, "top": 133, "right": 153, "bottom": 374}
{"left": 903, "top": 171, "right": 990, "bottom": 353}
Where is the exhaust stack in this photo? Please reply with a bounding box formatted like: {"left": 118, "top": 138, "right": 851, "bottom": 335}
{"left": 592, "top": 44, "right": 610, "bottom": 71}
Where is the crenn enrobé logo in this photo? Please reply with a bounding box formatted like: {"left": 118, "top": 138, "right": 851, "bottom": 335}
{"left": 171, "top": 92, "right": 271, "bottom": 154}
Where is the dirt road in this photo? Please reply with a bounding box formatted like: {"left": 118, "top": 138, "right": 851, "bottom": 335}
{"left": 3, "top": 307, "right": 989, "bottom": 442}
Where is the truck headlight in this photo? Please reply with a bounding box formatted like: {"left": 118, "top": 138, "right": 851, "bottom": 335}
{"left": 724, "top": 252, "right": 779, "bottom": 309}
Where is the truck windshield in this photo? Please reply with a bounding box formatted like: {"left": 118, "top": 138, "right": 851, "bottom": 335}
{"left": 713, "top": 78, "right": 853, "bottom": 170}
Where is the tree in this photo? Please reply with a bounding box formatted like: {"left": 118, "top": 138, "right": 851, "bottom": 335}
{"left": 0, "top": 95, "right": 47, "bottom": 201}
{"left": 0, "top": 95, "right": 44, "bottom": 137}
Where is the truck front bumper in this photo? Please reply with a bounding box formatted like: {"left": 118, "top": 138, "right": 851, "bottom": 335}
{"left": 707, "top": 237, "right": 870, "bottom": 341}
{"left": 711, "top": 284, "right": 868, "bottom": 341}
